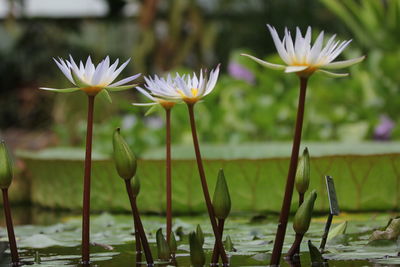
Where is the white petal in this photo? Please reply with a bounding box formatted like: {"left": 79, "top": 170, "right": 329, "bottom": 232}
{"left": 284, "top": 28, "right": 296, "bottom": 61}
{"left": 108, "top": 73, "right": 141, "bottom": 87}
{"left": 136, "top": 87, "right": 156, "bottom": 101}
{"left": 108, "top": 58, "right": 131, "bottom": 83}
{"left": 284, "top": 66, "right": 308, "bottom": 73}
{"left": 323, "top": 56, "right": 365, "bottom": 69}
{"left": 53, "top": 58, "right": 74, "bottom": 84}
{"left": 241, "top": 54, "right": 286, "bottom": 70}
{"left": 309, "top": 31, "right": 324, "bottom": 64}
{"left": 204, "top": 66, "right": 220, "bottom": 96}
{"left": 267, "top": 24, "right": 290, "bottom": 64}
{"left": 317, "top": 69, "right": 349, "bottom": 77}
{"left": 132, "top": 103, "right": 157, "bottom": 106}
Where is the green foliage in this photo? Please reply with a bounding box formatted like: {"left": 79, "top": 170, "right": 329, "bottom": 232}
{"left": 156, "top": 228, "right": 171, "bottom": 261}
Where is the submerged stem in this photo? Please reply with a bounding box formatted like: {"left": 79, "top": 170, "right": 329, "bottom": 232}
{"left": 165, "top": 108, "right": 172, "bottom": 242}
{"left": 125, "top": 179, "right": 154, "bottom": 265}
{"left": 82, "top": 95, "right": 95, "bottom": 264}
{"left": 2, "top": 188, "right": 19, "bottom": 265}
{"left": 187, "top": 103, "right": 228, "bottom": 265}
{"left": 270, "top": 77, "right": 308, "bottom": 266}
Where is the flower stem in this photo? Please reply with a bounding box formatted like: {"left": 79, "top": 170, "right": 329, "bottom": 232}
{"left": 165, "top": 108, "right": 172, "bottom": 242}
{"left": 270, "top": 77, "right": 308, "bottom": 266}
{"left": 135, "top": 212, "right": 142, "bottom": 253}
{"left": 82, "top": 95, "right": 95, "bottom": 265}
{"left": 299, "top": 193, "right": 304, "bottom": 207}
{"left": 286, "top": 233, "right": 303, "bottom": 259}
{"left": 187, "top": 103, "right": 228, "bottom": 265}
{"left": 1, "top": 188, "right": 19, "bottom": 265}
{"left": 211, "top": 218, "right": 225, "bottom": 265}
{"left": 125, "top": 179, "right": 154, "bottom": 265}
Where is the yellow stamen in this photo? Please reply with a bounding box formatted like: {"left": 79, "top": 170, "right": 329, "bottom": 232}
{"left": 191, "top": 88, "right": 198, "bottom": 97}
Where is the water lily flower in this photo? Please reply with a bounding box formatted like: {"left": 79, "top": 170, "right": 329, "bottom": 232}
{"left": 175, "top": 66, "right": 220, "bottom": 104}
{"left": 40, "top": 55, "right": 140, "bottom": 96}
{"left": 242, "top": 25, "right": 365, "bottom": 78}
{"left": 133, "top": 75, "right": 178, "bottom": 110}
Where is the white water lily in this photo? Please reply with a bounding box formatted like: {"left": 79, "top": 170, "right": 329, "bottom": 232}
{"left": 174, "top": 66, "right": 220, "bottom": 104}
{"left": 134, "top": 66, "right": 220, "bottom": 106}
{"left": 40, "top": 55, "right": 140, "bottom": 95}
{"left": 242, "top": 25, "right": 365, "bottom": 78}
{"left": 133, "top": 75, "right": 178, "bottom": 110}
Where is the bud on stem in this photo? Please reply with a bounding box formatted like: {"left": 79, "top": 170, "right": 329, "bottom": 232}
{"left": 112, "top": 128, "right": 137, "bottom": 180}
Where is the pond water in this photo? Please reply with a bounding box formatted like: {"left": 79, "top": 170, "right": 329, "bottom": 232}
{"left": 0, "top": 207, "right": 399, "bottom": 266}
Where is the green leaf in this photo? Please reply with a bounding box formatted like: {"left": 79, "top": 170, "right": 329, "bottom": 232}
{"left": 105, "top": 84, "right": 137, "bottom": 91}
{"left": 40, "top": 87, "right": 80, "bottom": 93}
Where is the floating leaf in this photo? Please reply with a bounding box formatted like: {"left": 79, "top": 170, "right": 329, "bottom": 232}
{"left": 369, "top": 218, "right": 400, "bottom": 244}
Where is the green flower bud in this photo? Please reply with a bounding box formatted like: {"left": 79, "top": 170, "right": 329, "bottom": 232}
{"left": 212, "top": 169, "right": 231, "bottom": 220}
{"left": 156, "top": 228, "right": 171, "bottom": 261}
{"left": 293, "top": 189, "right": 317, "bottom": 235}
{"left": 196, "top": 224, "right": 204, "bottom": 246}
{"left": 169, "top": 231, "right": 177, "bottom": 254}
{"left": 224, "top": 235, "right": 235, "bottom": 252}
{"left": 131, "top": 176, "right": 140, "bottom": 197}
{"left": 189, "top": 231, "right": 205, "bottom": 267}
{"left": 112, "top": 128, "right": 137, "bottom": 180}
{"left": 0, "top": 141, "right": 13, "bottom": 189}
{"left": 295, "top": 147, "right": 310, "bottom": 194}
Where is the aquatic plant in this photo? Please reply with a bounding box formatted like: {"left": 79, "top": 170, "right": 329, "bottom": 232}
{"left": 242, "top": 25, "right": 364, "bottom": 265}
{"left": 41, "top": 55, "right": 139, "bottom": 264}
{"left": 112, "top": 128, "right": 154, "bottom": 264}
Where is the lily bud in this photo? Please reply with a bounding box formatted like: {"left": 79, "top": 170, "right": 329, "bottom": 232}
{"left": 225, "top": 235, "right": 235, "bottom": 252}
{"left": 156, "top": 228, "right": 171, "bottom": 261}
{"left": 293, "top": 189, "right": 317, "bottom": 235}
{"left": 212, "top": 169, "right": 231, "bottom": 220}
{"left": 196, "top": 224, "right": 204, "bottom": 246}
{"left": 0, "top": 141, "right": 13, "bottom": 189}
{"left": 169, "top": 231, "right": 177, "bottom": 254}
{"left": 189, "top": 231, "right": 205, "bottom": 267}
{"left": 112, "top": 128, "right": 137, "bottom": 180}
{"left": 131, "top": 176, "right": 140, "bottom": 197}
{"left": 295, "top": 147, "right": 310, "bottom": 194}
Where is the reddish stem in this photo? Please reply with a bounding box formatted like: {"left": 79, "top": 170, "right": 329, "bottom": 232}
{"left": 187, "top": 103, "right": 228, "bottom": 265}
{"left": 82, "top": 95, "right": 95, "bottom": 265}
{"left": 135, "top": 211, "right": 142, "bottom": 253}
{"left": 211, "top": 218, "right": 225, "bottom": 265}
{"left": 270, "top": 77, "right": 308, "bottom": 266}
{"left": 2, "top": 188, "right": 19, "bottom": 265}
{"left": 165, "top": 108, "right": 172, "bottom": 242}
{"left": 125, "top": 179, "right": 154, "bottom": 265}
{"left": 286, "top": 233, "right": 303, "bottom": 259}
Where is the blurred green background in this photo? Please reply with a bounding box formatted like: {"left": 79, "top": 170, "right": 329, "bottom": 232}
{"left": 0, "top": 0, "right": 398, "bottom": 155}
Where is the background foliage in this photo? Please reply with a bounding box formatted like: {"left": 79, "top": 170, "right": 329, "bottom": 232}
{"left": 0, "top": 0, "right": 397, "bottom": 154}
